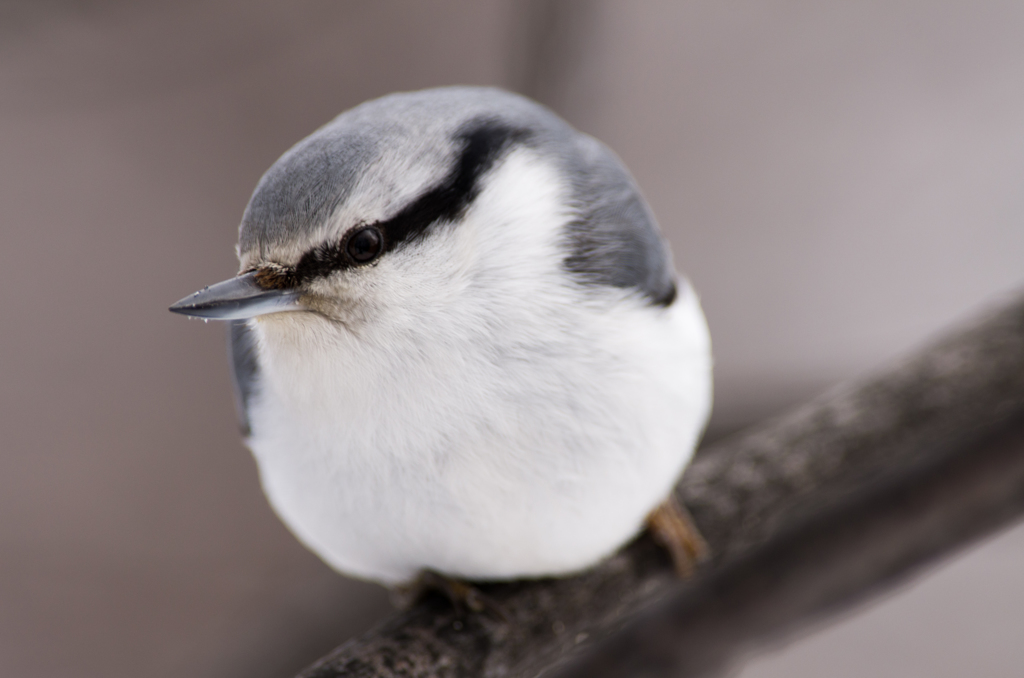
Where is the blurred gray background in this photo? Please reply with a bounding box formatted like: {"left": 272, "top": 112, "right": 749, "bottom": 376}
{"left": 2, "top": 2, "right": 1024, "bottom": 677}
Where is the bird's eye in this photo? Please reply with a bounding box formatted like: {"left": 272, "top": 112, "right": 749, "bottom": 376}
{"left": 346, "top": 226, "right": 383, "bottom": 263}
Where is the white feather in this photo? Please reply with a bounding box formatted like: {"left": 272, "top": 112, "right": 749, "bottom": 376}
{"left": 245, "top": 148, "right": 712, "bottom": 585}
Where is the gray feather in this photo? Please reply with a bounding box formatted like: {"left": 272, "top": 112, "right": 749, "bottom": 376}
{"left": 241, "top": 131, "right": 374, "bottom": 254}
{"left": 559, "top": 133, "right": 677, "bottom": 306}
{"left": 228, "top": 320, "right": 260, "bottom": 437}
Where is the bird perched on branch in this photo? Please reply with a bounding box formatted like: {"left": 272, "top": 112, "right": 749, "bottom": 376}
{"left": 170, "top": 87, "right": 712, "bottom": 599}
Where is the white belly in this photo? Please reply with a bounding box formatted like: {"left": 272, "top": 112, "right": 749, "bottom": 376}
{"left": 245, "top": 287, "right": 711, "bottom": 586}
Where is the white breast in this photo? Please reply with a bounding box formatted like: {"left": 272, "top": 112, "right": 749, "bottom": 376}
{"left": 243, "top": 149, "right": 713, "bottom": 585}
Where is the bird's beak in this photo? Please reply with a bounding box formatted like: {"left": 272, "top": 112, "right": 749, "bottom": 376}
{"left": 169, "top": 271, "right": 303, "bottom": 320}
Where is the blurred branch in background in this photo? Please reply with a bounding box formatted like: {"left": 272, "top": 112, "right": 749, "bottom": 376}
{"left": 295, "top": 289, "right": 1024, "bottom": 678}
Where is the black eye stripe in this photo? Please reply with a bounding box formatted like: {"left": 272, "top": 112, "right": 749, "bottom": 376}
{"left": 381, "top": 121, "right": 528, "bottom": 250}
{"left": 287, "top": 226, "right": 383, "bottom": 281}
{"left": 278, "top": 119, "right": 526, "bottom": 286}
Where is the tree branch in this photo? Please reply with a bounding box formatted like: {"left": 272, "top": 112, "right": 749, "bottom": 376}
{"left": 297, "top": 291, "right": 1024, "bottom": 678}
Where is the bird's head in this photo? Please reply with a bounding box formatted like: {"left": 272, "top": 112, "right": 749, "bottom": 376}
{"left": 169, "top": 87, "right": 677, "bottom": 334}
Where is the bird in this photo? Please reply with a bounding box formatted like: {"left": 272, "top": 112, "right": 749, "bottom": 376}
{"left": 170, "top": 86, "right": 713, "bottom": 598}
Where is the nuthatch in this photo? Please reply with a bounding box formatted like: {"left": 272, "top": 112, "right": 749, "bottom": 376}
{"left": 171, "top": 87, "right": 712, "bottom": 592}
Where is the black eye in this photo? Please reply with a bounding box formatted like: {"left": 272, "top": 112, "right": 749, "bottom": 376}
{"left": 346, "top": 226, "right": 383, "bottom": 263}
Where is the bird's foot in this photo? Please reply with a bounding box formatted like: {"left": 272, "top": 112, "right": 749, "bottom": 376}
{"left": 392, "top": 570, "right": 508, "bottom": 622}
{"left": 646, "top": 494, "right": 710, "bottom": 577}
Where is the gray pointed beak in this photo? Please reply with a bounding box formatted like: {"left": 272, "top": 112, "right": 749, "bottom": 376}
{"left": 169, "top": 271, "right": 303, "bottom": 320}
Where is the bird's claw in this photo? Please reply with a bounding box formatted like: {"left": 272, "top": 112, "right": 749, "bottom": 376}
{"left": 394, "top": 570, "right": 509, "bottom": 623}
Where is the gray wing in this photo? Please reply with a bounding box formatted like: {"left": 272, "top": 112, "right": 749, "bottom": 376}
{"left": 228, "top": 320, "right": 260, "bottom": 437}
{"left": 560, "top": 133, "right": 678, "bottom": 307}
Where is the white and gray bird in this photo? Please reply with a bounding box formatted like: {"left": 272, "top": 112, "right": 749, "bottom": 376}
{"left": 170, "top": 87, "right": 712, "bottom": 588}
